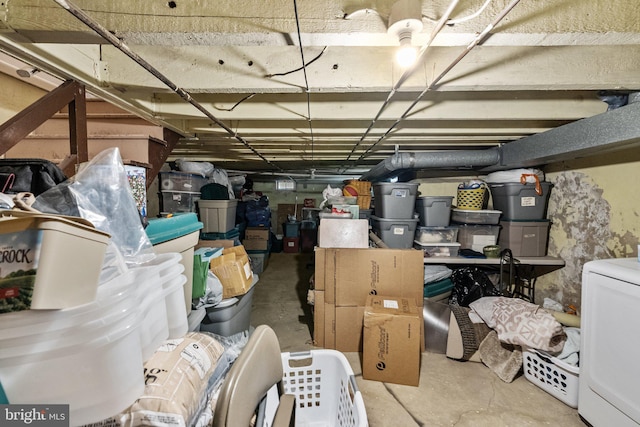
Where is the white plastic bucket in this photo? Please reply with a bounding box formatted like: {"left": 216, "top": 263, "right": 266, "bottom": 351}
{"left": 164, "top": 273, "right": 188, "bottom": 338}
{"left": 130, "top": 265, "right": 169, "bottom": 362}
{"left": 133, "top": 252, "right": 187, "bottom": 340}
{"left": 0, "top": 311, "right": 143, "bottom": 426}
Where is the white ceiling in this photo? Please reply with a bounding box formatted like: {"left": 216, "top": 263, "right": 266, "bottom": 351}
{"left": 0, "top": 0, "right": 639, "bottom": 180}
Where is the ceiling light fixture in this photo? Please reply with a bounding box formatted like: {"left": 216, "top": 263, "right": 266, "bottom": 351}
{"left": 16, "top": 67, "right": 39, "bottom": 78}
{"left": 387, "top": 0, "right": 423, "bottom": 68}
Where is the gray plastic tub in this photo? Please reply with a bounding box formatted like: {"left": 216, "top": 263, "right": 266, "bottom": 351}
{"left": 489, "top": 182, "right": 553, "bottom": 220}
{"left": 370, "top": 215, "right": 419, "bottom": 249}
{"left": 415, "top": 196, "right": 453, "bottom": 226}
{"left": 372, "top": 182, "right": 419, "bottom": 219}
{"left": 200, "top": 282, "right": 256, "bottom": 336}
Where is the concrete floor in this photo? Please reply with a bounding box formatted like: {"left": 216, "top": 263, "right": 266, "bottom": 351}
{"left": 251, "top": 252, "right": 587, "bottom": 427}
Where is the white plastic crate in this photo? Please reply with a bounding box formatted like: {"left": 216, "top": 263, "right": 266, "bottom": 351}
{"left": 523, "top": 347, "right": 579, "bottom": 408}
{"left": 278, "top": 349, "right": 368, "bottom": 427}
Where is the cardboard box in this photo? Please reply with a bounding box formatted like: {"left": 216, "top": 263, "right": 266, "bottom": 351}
{"left": 315, "top": 248, "right": 424, "bottom": 306}
{"left": 318, "top": 218, "right": 369, "bottom": 248}
{"left": 314, "top": 247, "right": 326, "bottom": 291}
{"left": 242, "top": 227, "right": 270, "bottom": 251}
{"left": 335, "top": 306, "right": 365, "bottom": 352}
{"left": 313, "top": 290, "right": 325, "bottom": 347}
{"left": 325, "top": 302, "right": 336, "bottom": 349}
{"left": 209, "top": 245, "right": 254, "bottom": 299}
{"left": 363, "top": 295, "right": 421, "bottom": 386}
{"left": 196, "top": 239, "right": 235, "bottom": 249}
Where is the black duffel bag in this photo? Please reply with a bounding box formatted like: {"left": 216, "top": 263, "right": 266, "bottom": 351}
{"left": 0, "top": 159, "right": 67, "bottom": 196}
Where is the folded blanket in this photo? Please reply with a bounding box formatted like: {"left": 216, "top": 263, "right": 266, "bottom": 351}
{"left": 469, "top": 297, "right": 566, "bottom": 353}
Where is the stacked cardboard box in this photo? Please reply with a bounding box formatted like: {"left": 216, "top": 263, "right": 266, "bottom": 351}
{"left": 363, "top": 295, "right": 422, "bottom": 386}
{"left": 313, "top": 247, "right": 423, "bottom": 352}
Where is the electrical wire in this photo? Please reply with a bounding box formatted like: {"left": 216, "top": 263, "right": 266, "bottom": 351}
{"left": 422, "top": 0, "right": 493, "bottom": 25}
{"left": 265, "top": 46, "right": 327, "bottom": 77}
{"left": 53, "top": 0, "right": 283, "bottom": 171}
{"left": 214, "top": 93, "right": 256, "bottom": 112}
{"left": 354, "top": 0, "right": 522, "bottom": 164}
{"left": 446, "top": 0, "right": 492, "bottom": 25}
{"left": 292, "top": 0, "right": 315, "bottom": 164}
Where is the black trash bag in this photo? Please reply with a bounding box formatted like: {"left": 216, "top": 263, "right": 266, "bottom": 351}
{"left": 450, "top": 267, "right": 501, "bottom": 307}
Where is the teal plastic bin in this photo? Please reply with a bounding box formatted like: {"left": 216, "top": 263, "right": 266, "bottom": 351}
{"left": 145, "top": 213, "right": 204, "bottom": 314}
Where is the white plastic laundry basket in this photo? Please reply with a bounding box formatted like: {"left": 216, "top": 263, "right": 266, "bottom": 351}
{"left": 279, "top": 349, "right": 368, "bottom": 427}
{"left": 523, "top": 347, "right": 579, "bottom": 408}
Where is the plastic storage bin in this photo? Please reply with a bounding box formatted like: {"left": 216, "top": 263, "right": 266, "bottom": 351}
{"left": 415, "top": 226, "right": 459, "bottom": 244}
{"left": 0, "top": 212, "right": 110, "bottom": 311}
{"left": 247, "top": 250, "right": 269, "bottom": 274}
{"left": 457, "top": 224, "right": 500, "bottom": 252}
{"left": 146, "top": 213, "right": 203, "bottom": 315}
{"left": 451, "top": 208, "right": 501, "bottom": 225}
{"left": 159, "top": 171, "right": 210, "bottom": 192}
{"left": 498, "top": 220, "right": 550, "bottom": 256}
{"left": 283, "top": 236, "right": 300, "bottom": 253}
{"left": 523, "top": 347, "right": 579, "bottom": 408}
{"left": 198, "top": 199, "right": 238, "bottom": 233}
{"left": 414, "top": 241, "right": 461, "bottom": 257}
{"left": 200, "top": 279, "right": 257, "bottom": 336}
{"left": 372, "top": 182, "right": 419, "bottom": 219}
{"left": 489, "top": 182, "right": 553, "bottom": 220}
{"left": 159, "top": 190, "right": 201, "bottom": 213}
{"left": 370, "top": 216, "right": 419, "bottom": 249}
{"left": 283, "top": 221, "right": 301, "bottom": 237}
{"left": 279, "top": 349, "right": 368, "bottom": 427}
{"left": 415, "top": 196, "right": 453, "bottom": 226}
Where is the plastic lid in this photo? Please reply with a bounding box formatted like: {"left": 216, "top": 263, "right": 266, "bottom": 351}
{"left": 145, "top": 213, "right": 203, "bottom": 245}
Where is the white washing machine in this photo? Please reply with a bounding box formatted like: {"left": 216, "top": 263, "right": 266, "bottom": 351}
{"left": 580, "top": 258, "right": 640, "bottom": 426}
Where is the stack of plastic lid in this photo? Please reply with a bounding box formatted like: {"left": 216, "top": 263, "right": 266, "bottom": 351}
{"left": 0, "top": 270, "right": 144, "bottom": 425}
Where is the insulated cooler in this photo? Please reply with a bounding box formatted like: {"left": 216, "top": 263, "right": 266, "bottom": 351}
{"left": 146, "top": 213, "right": 203, "bottom": 314}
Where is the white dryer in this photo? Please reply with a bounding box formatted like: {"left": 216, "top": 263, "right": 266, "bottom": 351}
{"left": 580, "top": 258, "right": 640, "bottom": 426}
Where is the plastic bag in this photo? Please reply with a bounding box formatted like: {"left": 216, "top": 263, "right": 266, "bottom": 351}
{"left": 32, "top": 148, "right": 155, "bottom": 266}
{"left": 449, "top": 267, "right": 501, "bottom": 307}
{"left": 175, "top": 159, "right": 214, "bottom": 177}
{"left": 486, "top": 168, "right": 545, "bottom": 184}
{"left": 319, "top": 184, "right": 342, "bottom": 209}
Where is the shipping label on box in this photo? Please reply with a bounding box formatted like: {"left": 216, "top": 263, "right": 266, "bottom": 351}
{"left": 209, "top": 245, "right": 254, "bottom": 299}
{"left": 317, "top": 248, "right": 423, "bottom": 306}
{"left": 363, "top": 295, "right": 421, "bottom": 386}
